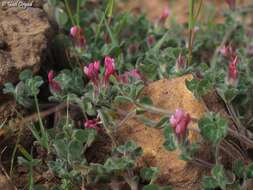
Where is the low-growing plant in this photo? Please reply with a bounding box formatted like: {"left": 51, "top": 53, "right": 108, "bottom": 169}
{"left": 2, "top": 0, "right": 253, "bottom": 189}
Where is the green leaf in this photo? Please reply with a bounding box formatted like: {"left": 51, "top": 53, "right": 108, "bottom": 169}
{"left": 114, "top": 96, "right": 133, "bottom": 104}
{"left": 198, "top": 113, "right": 228, "bottom": 144}
{"left": 161, "top": 187, "right": 172, "bottom": 190}
{"left": 233, "top": 160, "right": 245, "bottom": 178}
{"left": 33, "top": 185, "right": 47, "bottom": 190}
{"left": 179, "top": 143, "right": 199, "bottom": 161}
{"left": 68, "top": 140, "right": 83, "bottom": 162}
{"left": 55, "top": 8, "right": 68, "bottom": 27}
{"left": 185, "top": 76, "right": 213, "bottom": 98}
{"left": 217, "top": 86, "right": 239, "bottom": 103}
{"left": 98, "top": 109, "right": 111, "bottom": 129}
{"left": 135, "top": 82, "right": 145, "bottom": 98}
{"left": 3, "top": 83, "right": 15, "bottom": 95}
{"left": 135, "top": 108, "right": 146, "bottom": 115}
{"left": 246, "top": 163, "right": 253, "bottom": 178}
{"left": 89, "top": 163, "right": 107, "bottom": 176}
{"left": 48, "top": 0, "right": 59, "bottom": 6}
{"left": 138, "top": 96, "right": 153, "bottom": 106}
{"left": 48, "top": 159, "right": 66, "bottom": 177}
{"left": 17, "top": 145, "right": 33, "bottom": 161}
{"left": 155, "top": 116, "right": 169, "bottom": 128}
{"left": 104, "top": 157, "right": 134, "bottom": 173}
{"left": 138, "top": 116, "right": 157, "bottom": 128}
{"left": 19, "top": 69, "right": 33, "bottom": 81}
{"left": 114, "top": 141, "right": 143, "bottom": 158}
{"left": 105, "top": 0, "right": 115, "bottom": 18}
{"left": 140, "top": 167, "right": 159, "bottom": 181}
{"left": 143, "top": 184, "right": 159, "bottom": 190}
{"left": 163, "top": 125, "right": 177, "bottom": 151}
{"left": 211, "top": 164, "right": 227, "bottom": 189}
{"left": 202, "top": 176, "right": 218, "bottom": 189}
{"left": 73, "top": 129, "right": 97, "bottom": 146}
{"left": 53, "top": 139, "right": 68, "bottom": 160}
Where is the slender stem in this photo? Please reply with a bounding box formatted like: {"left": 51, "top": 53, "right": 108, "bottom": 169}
{"left": 10, "top": 128, "right": 22, "bottom": 176}
{"left": 188, "top": 29, "right": 193, "bottom": 66}
{"left": 95, "top": 8, "right": 107, "bottom": 42}
{"left": 228, "top": 128, "right": 253, "bottom": 146}
{"left": 76, "top": 0, "right": 80, "bottom": 26}
{"left": 116, "top": 110, "right": 136, "bottom": 128}
{"left": 34, "top": 94, "right": 48, "bottom": 150}
{"left": 227, "top": 102, "right": 243, "bottom": 129}
{"left": 64, "top": 0, "right": 75, "bottom": 25}
{"left": 34, "top": 95, "right": 44, "bottom": 133}
{"left": 188, "top": 0, "right": 195, "bottom": 66}
{"left": 194, "top": 0, "right": 203, "bottom": 20}
{"left": 215, "top": 142, "right": 220, "bottom": 164}
{"left": 134, "top": 102, "right": 172, "bottom": 116}
{"left": 192, "top": 158, "right": 213, "bottom": 169}
{"left": 106, "top": 128, "right": 117, "bottom": 147}
{"left": 65, "top": 95, "right": 70, "bottom": 128}
{"left": 123, "top": 173, "right": 138, "bottom": 190}
{"left": 188, "top": 0, "right": 195, "bottom": 30}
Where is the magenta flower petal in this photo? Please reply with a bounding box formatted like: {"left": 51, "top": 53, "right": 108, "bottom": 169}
{"left": 170, "top": 109, "right": 191, "bottom": 136}
{"left": 48, "top": 70, "right": 54, "bottom": 83}
{"left": 147, "top": 35, "right": 155, "bottom": 46}
{"left": 225, "top": 0, "right": 236, "bottom": 10}
{"left": 70, "top": 26, "right": 86, "bottom": 48}
{"left": 84, "top": 61, "right": 101, "bottom": 87}
{"left": 227, "top": 56, "right": 239, "bottom": 86}
{"left": 170, "top": 115, "right": 177, "bottom": 128}
{"left": 50, "top": 80, "right": 61, "bottom": 92}
{"left": 120, "top": 69, "right": 143, "bottom": 83}
{"left": 84, "top": 119, "right": 100, "bottom": 131}
{"left": 104, "top": 56, "right": 116, "bottom": 84}
{"left": 94, "top": 61, "right": 100, "bottom": 72}
{"left": 70, "top": 26, "right": 78, "bottom": 37}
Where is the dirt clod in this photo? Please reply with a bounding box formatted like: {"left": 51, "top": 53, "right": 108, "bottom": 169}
{"left": 117, "top": 75, "right": 207, "bottom": 190}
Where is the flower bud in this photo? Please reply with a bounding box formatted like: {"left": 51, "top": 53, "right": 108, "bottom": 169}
{"left": 175, "top": 54, "right": 186, "bottom": 72}
{"left": 103, "top": 56, "right": 117, "bottom": 84}
{"left": 147, "top": 35, "right": 155, "bottom": 47}
{"left": 70, "top": 26, "right": 86, "bottom": 48}
{"left": 84, "top": 61, "right": 100, "bottom": 86}
{"left": 226, "top": 56, "right": 239, "bottom": 86}
{"left": 70, "top": 26, "right": 79, "bottom": 37}
{"left": 158, "top": 7, "right": 169, "bottom": 24}
{"left": 120, "top": 69, "right": 143, "bottom": 83}
{"left": 219, "top": 45, "right": 234, "bottom": 58}
{"left": 48, "top": 70, "right": 61, "bottom": 93}
{"left": 225, "top": 0, "right": 236, "bottom": 10}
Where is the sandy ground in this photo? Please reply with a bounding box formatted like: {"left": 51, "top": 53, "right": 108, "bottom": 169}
{"left": 118, "top": 0, "right": 253, "bottom": 23}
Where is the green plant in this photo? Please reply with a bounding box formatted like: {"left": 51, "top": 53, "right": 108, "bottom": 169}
{"left": 3, "top": 1, "right": 253, "bottom": 189}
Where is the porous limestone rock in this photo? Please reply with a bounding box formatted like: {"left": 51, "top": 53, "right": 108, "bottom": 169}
{"left": 117, "top": 74, "right": 207, "bottom": 190}
{"left": 0, "top": 6, "right": 52, "bottom": 86}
